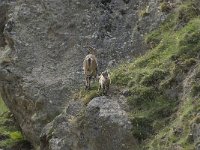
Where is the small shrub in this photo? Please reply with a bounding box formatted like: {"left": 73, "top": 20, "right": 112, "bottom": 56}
{"left": 128, "top": 86, "right": 158, "bottom": 107}
{"left": 178, "top": 58, "right": 197, "bottom": 73}
{"left": 160, "top": 2, "right": 171, "bottom": 12}
{"left": 140, "top": 69, "right": 167, "bottom": 86}
{"left": 183, "top": 58, "right": 197, "bottom": 68}
{"left": 10, "top": 131, "right": 23, "bottom": 140}
{"left": 131, "top": 117, "right": 154, "bottom": 142}
{"left": 151, "top": 103, "right": 175, "bottom": 119}
{"left": 178, "top": 2, "right": 200, "bottom": 24}
{"left": 191, "top": 84, "right": 200, "bottom": 97}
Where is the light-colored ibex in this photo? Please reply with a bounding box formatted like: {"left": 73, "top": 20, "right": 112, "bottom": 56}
{"left": 83, "top": 47, "right": 98, "bottom": 90}
{"left": 98, "top": 70, "right": 111, "bottom": 95}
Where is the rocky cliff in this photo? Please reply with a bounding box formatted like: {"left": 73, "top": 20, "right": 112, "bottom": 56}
{"left": 0, "top": 0, "right": 174, "bottom": 149}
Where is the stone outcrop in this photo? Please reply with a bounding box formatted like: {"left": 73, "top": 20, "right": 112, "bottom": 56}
{"left": 40, "top": 96, "right": 138, "bottom": 150}
{"left": 0, "top": 0, "right": 172, "bottom": 148}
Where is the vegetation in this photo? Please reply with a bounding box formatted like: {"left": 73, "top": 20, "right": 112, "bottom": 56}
{"left": 75, "top": 0, "right": 200, "bottom": 149}
{"left": 0, "top": 97, "right": 8, "bottom": 115}
{"left": 73, "top": 82, "right": 99, "bottom": 105}
{"left": 160, "top": 2, "right": 172, "bottom": 12}
{"left": 111, "top": 0, "right": 200, "bottom": 148}
{"left": 0, "top": 97, "right": 24, "bottom": 149}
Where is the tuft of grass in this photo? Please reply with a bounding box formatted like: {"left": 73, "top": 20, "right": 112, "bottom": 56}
{"left": 10, "top": 131, "right": 23, "bottom": 141}
{"left": 131, "top": 117, "right": 154, "bottom": 143}
{"left": 73, "top": 83, "right": 100, "bottom": 105}
{"left": 82, "top": 90, "right": 99, "bottom": 105}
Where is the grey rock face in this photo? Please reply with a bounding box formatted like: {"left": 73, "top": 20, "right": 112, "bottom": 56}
{"left": 0, "top": 1, "right": 8, "bottom": 47}
{"left": 0, "top": 0, "right": 172, "bottom": 148}
{"left": 84, "top": 96, "right": 138, "bottom": 150}
{"left": 41, "top": 97, "right": 138, "bottom": 150}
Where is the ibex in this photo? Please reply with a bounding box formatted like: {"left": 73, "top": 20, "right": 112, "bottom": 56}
{"left": 83, "top": 47, "right": 98, "bottom": 90}
{"left": 98, "top": 70, "right": 111, "bottom": 95}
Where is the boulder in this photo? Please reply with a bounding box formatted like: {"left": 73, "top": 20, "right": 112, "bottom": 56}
{"left": 40, "top": 97, "right": 138, "bottom": 150}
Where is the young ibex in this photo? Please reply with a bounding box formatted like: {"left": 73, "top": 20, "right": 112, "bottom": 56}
{"left": 98, "top": 70, "right": 111, "bottom": 95}
{"left": 83, "top": 47, "right": 98, "bottom": 90}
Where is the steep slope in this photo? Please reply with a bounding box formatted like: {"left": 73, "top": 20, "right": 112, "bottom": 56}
{"left": 39, "top": 0, "right": 200, "bottom": 149}
{"left": 0, "top": 0, "right": 172, "bottom": 148}
{"left": 110, "top": 0, "right": 200, "bottom": 149}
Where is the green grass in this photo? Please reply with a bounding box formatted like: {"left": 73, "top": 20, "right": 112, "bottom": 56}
{"left": 111, "top": 0, "right": 200, "bottom": 148}
{"left": 71, "top": 0, "right": 200, "bottom": 148}
{"left": 0, "top": 97, "right": 24, "bottom": 149}
{"left": 145, "top": 97, "right": 198, "bottom": 150}
{"left": 73, "top": 82, "right": 100, "bottom": 105}
{"left": 0, "top": 97, "right": 8, "bottom": 115}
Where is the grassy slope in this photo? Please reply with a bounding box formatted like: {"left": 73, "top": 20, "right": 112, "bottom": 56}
{"left": 110, "top": 0, "right": 200, "bottom": 149}
{"left": 0, "top": 97, "right": 24, "bottom": 149}
{"left": 74, "top": 0, "right": 200, "bottom": 149}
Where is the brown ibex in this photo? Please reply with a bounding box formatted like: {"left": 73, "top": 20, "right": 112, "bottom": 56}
{"left": 83, "top": 47, "right": 98, "bottom": 90}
